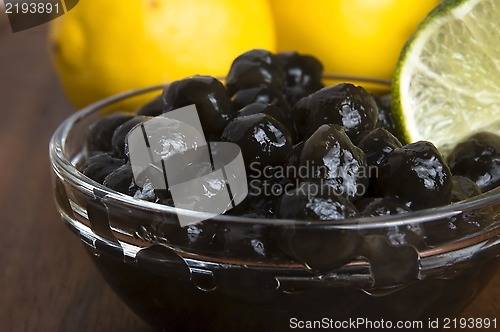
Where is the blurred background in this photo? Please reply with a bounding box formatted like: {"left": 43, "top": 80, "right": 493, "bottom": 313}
{"left": 0, "top": 1, "right": 497, "bottom": 331}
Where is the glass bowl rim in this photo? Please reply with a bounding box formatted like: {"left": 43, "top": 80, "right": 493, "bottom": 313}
{"left": 49, "top": 81, "right": 500, "bottom": 230}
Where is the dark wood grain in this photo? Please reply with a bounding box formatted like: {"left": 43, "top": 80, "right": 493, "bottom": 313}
{"left": 0, "top": 22, "right": 497, "bottom": 332}
{"left": 0, "top": 22, "right": 153, "bottom": 332}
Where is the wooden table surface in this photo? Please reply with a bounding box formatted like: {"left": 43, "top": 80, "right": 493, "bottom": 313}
{"left": 0, "top": 21, "right": 498, "bottom": 332}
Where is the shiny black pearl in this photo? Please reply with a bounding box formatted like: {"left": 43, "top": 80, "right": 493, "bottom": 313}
{"left": 298, "top": 124, "right": 368, "bottom": 201}
{"left": 102, "top": 162, "right": 137, "bottom": 196}
{"left": 136, "top": 95, "right": 163, "bottom": 116}
{"left": 276, "top": 51, "right": 324, "bottom": 105}
{"left": 293, "top": 83, "right": 379, "bottom": 144}
{"left": 372, "top": 93, "right": 397, "bottom": 136}
{"left": 357, "top": 128, "right": 402, "bottom": 167}
{"left": 103, "top": 163, "right": 168, "bottom": 203}
{"left": 228, "top": 177, "right": 287, "bottom": 217}
{"left": 447, "top": 131, "right": 500, "bottom": 192}
{"left": 374, "top": 141, "right": 452, "bottom": 210}
{"left": 87, "top": 113, "right": 134, "bottom": 153}
{"left": 162, "top": 75, "right": 233, "bottom": 138}
{"left": 221, "top": 113, "right": 292, "bottom": 171}
{"left": 231, "top": 85, "right": 291, "bottom": 114}
{"left": 226, "top": 49, "right": 286, "bottom": 96}
{"left": 356, "top": 197, "right": 411, "bottom": 217}
{"left": 286, "top": 141, "right": 305, "bottom": 169}
{"left": 221, "top": 222, "right": 272, "bottom": 258}
{"left": 451, "top": 175, "right": 482, "bottom": 202}
{"left": 356, "top": 198, "right": 424, "bottom": 247}
{"left": 276, "top": 182, "right": 362, "bottom": 271}
{"left": 424, "top": 175, "right": 493, "bottom": 244}
{"left": 236, "top": 103, "right": 296, "bottom": 140}
{"left": 81, "top": 152, "right": 126, "bottom": 184}
{"left": 276, "top": 181, "right": 358, "bottom": 220}
{"left": 112, "top": 116, "right": 150, "bottom": 158}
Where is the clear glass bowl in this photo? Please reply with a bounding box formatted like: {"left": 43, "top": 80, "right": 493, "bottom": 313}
{"left": 49, "top": 81, "right": 500, "bottom": 332}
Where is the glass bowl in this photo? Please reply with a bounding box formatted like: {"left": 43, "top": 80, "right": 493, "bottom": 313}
{"left": 49, "top": 80, "right": 499, "bottom": 332}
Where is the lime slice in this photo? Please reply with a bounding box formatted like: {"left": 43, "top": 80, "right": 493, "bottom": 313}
{"left": 392, "top": 0, "right": 500, "bottom": 152}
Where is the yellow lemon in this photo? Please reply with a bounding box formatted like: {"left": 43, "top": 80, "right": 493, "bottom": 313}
{"left": 50, "top": 0, "right": 276, "bottom": 108}
{"left": 270, "top": 0, "right": 440, "bottom": 80}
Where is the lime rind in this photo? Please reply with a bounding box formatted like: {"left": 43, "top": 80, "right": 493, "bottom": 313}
{"left": 392, "top": 0, "right": 500, "bottom": 151}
